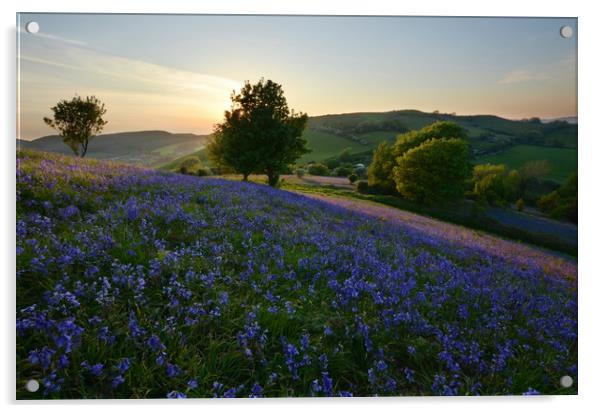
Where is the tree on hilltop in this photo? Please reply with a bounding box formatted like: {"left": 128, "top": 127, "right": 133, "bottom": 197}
{"left": 43, "top": 95, "right": 107, "bottom": 157}
{"left": 208, "top": 79, "right": 309, "bottom": 186}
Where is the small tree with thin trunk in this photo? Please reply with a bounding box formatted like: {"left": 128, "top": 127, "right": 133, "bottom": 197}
{"left": 43, "top": 95, "right": 107, "bottom": 157}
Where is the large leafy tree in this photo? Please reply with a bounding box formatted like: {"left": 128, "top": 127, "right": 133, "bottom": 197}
{"left": 208, "top": 79, "right": 309, "bottom": 186}
{"left": 43, "top": 95, "right": 107, "bottom": 157}
{"left": 393, "top": 138, "right": 471, "bottom": 204}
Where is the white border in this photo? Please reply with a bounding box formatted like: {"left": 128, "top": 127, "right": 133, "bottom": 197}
{"left": 2, "top": 1, "right": 601, "bottom": 413}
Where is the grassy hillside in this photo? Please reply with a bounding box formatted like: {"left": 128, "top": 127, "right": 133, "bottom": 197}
{"left": 18, "top": 130, "right": 208, "bottom": 167}
{"left": 307, "top": 111, "right": 576, "bottom": 153}
{"left": 17, "top": 150, "right": 576, "bottom": 398}
{"left": 477, "top": 145, "right": 577, "bottom": 182}
{"left": 158, "top": 148, "right": 210, "bottom": 172}
{"left": 299, "top": 130, "right": 367, "bottom": 163}
{"left": 159, "top": 110, "right": 577, "bottom": 180}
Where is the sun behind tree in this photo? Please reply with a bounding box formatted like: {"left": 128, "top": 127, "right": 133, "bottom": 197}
{"left": 43, "top": 95, "right": 108, "bottom": 158}
{"left": 208, "top": 79, "right": 309, "bottom": 186}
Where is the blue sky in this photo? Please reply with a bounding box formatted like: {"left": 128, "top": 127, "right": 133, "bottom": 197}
{"left": 17, "top": 14, "right": 576, "bottom": 139}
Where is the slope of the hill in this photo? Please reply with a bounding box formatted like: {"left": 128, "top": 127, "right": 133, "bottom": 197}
{"left": 18, "top": 130, "right": 208, "bottom": 167}
{"left": 17, "top": 150, "right": 576, "bottom": 398}
{"left": 160, "top": 110, "right": 577, "bottom": 181}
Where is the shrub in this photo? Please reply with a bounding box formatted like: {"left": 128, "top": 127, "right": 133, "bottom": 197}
{"left": 295, "top": 168, "right": 305, "bottom": 178}
{"left": 307, "top": 163, "right": 330, "bottom": 176}
{"left": 539, "top": 173, "right": 577, "bottom": 223}
{"left": 356, "top": 180, "right": 370, "bottom": 193}
{"left": 348, "top": 174, "right": 358, "bottom": 184}
{"left": 538, "top": 191, "right": 560, "bottom": 213}
{"left": 181, "top": 156, "right": 201, "bottom": 168}
{"left": 503, "top": 169, "right": 522, "bottom": 202}
{"left": 179, "top": 166, "right": 189, "bottom": 175}
{"left": 324, "top": 158, "right": 340, "bottom": 170}
{"left": 472, "top": 164, "right": 508, "bottom": 206}
{"left": 367, "top": 142, "right": 397, "bottom": 194}
{"left": 333, "top": 166, "right": 353, "bottom": 177}
{"left": 197, "top": 167, "right": 212, "bottom": 177}
{"left": 551, "top": 198, "right": 577, "bottom": 223}
{"left": 516, "top": 198, "right": 525, "bottom": 212}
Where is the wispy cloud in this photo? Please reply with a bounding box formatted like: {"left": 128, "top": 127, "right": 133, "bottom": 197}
{"left": 18, "top": 31, "right": 242, "bottom": 139}
{"left": 498, "top": 69, "right": 551, "bottom": 84}
{"left": 18, "top": 27, "right": 87, "bottom": 46}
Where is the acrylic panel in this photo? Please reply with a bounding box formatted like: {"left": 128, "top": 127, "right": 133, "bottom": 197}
{"left": 16, "top": 13, "right": 577, "bottom": 399}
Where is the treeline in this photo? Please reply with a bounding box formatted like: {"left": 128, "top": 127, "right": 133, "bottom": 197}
{"left": 360, "top": 121, "right": 577, "bottom": 223}
{"left": 295, "top": 148, "right": 368, "bottom": 184}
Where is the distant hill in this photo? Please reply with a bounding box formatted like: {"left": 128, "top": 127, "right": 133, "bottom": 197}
{"left": 543, "top": 116, "right": 577, "bottom": 124}
{"left": 301, "top": 110, "right": 577, "bottom": 162}
{"left": 155, "top": 109, "right": 576, "bottom": 182}
{"left": 17, "top": 130, "right": 209, "bottom": 167}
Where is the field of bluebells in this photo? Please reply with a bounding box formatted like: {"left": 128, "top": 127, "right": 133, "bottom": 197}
{"left": 16, "top": 149, "right": 577, "bottom": 398}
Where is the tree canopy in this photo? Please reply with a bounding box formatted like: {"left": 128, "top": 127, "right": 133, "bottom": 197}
{"left": 43, "top": 95, "right": 107, "bottom": 157}
{"left": 367, "top": 141, "right": 397, "bottom": 194}
{"left": 393, "top": 137, "right": 471, "bottom": 204}
{"left": 394, "top": 121, "right": 467, "bottom": 157}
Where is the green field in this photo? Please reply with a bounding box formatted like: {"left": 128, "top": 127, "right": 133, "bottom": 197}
{"left": 158, "top": 148, "right": 209, "bottom": 171}
{"left": 356, "top": 131, "right": 399, "bottom": 145}
{"left": 158, "top": 110, "right": 577, "bottom": 173}
{"left": 477, "top": 145, "right": 577, "bottom": 182}
{"left": 299, "top": 130, "right": 367, "bottom": 163}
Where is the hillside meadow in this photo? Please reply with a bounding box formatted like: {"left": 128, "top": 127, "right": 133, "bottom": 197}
{"left": 160, "top": 110, "right": 577, "bottom": 183}
{"left": 17, "top": 149, "right": 576, "bottom": 398}
{"left": 477, "top": 145, "right": 577, "bottom": 182}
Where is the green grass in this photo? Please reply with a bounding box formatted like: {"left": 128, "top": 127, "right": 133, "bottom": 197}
{"left": 158, "top": 148, "right": 210, "bottom": 172}
{"left": 158, "top": 110, "right": 577, "bottom": 172}
{"left": 476, "top": 145, "right": 577, "bottom": 182}
{"left": 299, "top": 130, "right": 368, "bottom": 163}
{"left": 356, "top": 131, "right": 399, "bottom": 145}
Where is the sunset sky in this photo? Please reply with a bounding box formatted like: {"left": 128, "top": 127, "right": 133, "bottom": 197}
{"left": 17, "top": 14, "right": 577, "bottom": 140}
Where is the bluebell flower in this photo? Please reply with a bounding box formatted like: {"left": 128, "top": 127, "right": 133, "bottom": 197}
{"left": 249, "top": 382, "right": 263, "bottom": 398}
{"left": 117, "top": 358, "right": 131, "bottom": 374}
{"left": 376, "top": 360, "right": 388, "bottom": 372}
{"left": 322, "top": 372, "right": 334, "bottom": 396}
{"left": 28, "top": 346, "right": 55, "bottom": 370}
{"left": 166, "top": 391, "right": 186, "bottom": 399}
{"left": 112, "top": 375, "right": 125, "bottom": 388}
{"left": 81, "top": 362, "right": 104, "bottom": 377}
{"left": 166, "top": 363, "right": 181, "bottom": 378}
{"left": 147, "top": 335, "right": 166, "bottom": 353}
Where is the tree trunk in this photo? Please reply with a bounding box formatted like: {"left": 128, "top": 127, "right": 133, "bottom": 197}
{"left": 267, "top": 171, "right": 280, "bottom": 187}
{"left": 242, "top": 173, "right": 249, "bottom": 181}
{"left": 80, "top": 140, "right": 89, "bottom": 158}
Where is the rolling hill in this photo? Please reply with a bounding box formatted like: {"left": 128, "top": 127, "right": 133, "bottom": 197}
{"left": 17, "top": 130, "right": 209, "bottom": 167}
{"left": 16, "top": 149, "right": 577, "bottom": 397}
{"left": 162, "top": 109, "right": 577, "bottom": 182}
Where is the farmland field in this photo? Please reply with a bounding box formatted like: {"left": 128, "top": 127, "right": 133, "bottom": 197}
{"left": 476, "top": 145, "right": 577, "bottom": 182}
{"left": 299, "top": 130, "right": 367, "bottom": 163}
{"left": 155, "top": 110, "right": 578, "bottom": 173}
{"left": 17, "top": 150, "right": 577, "bottom": 398}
